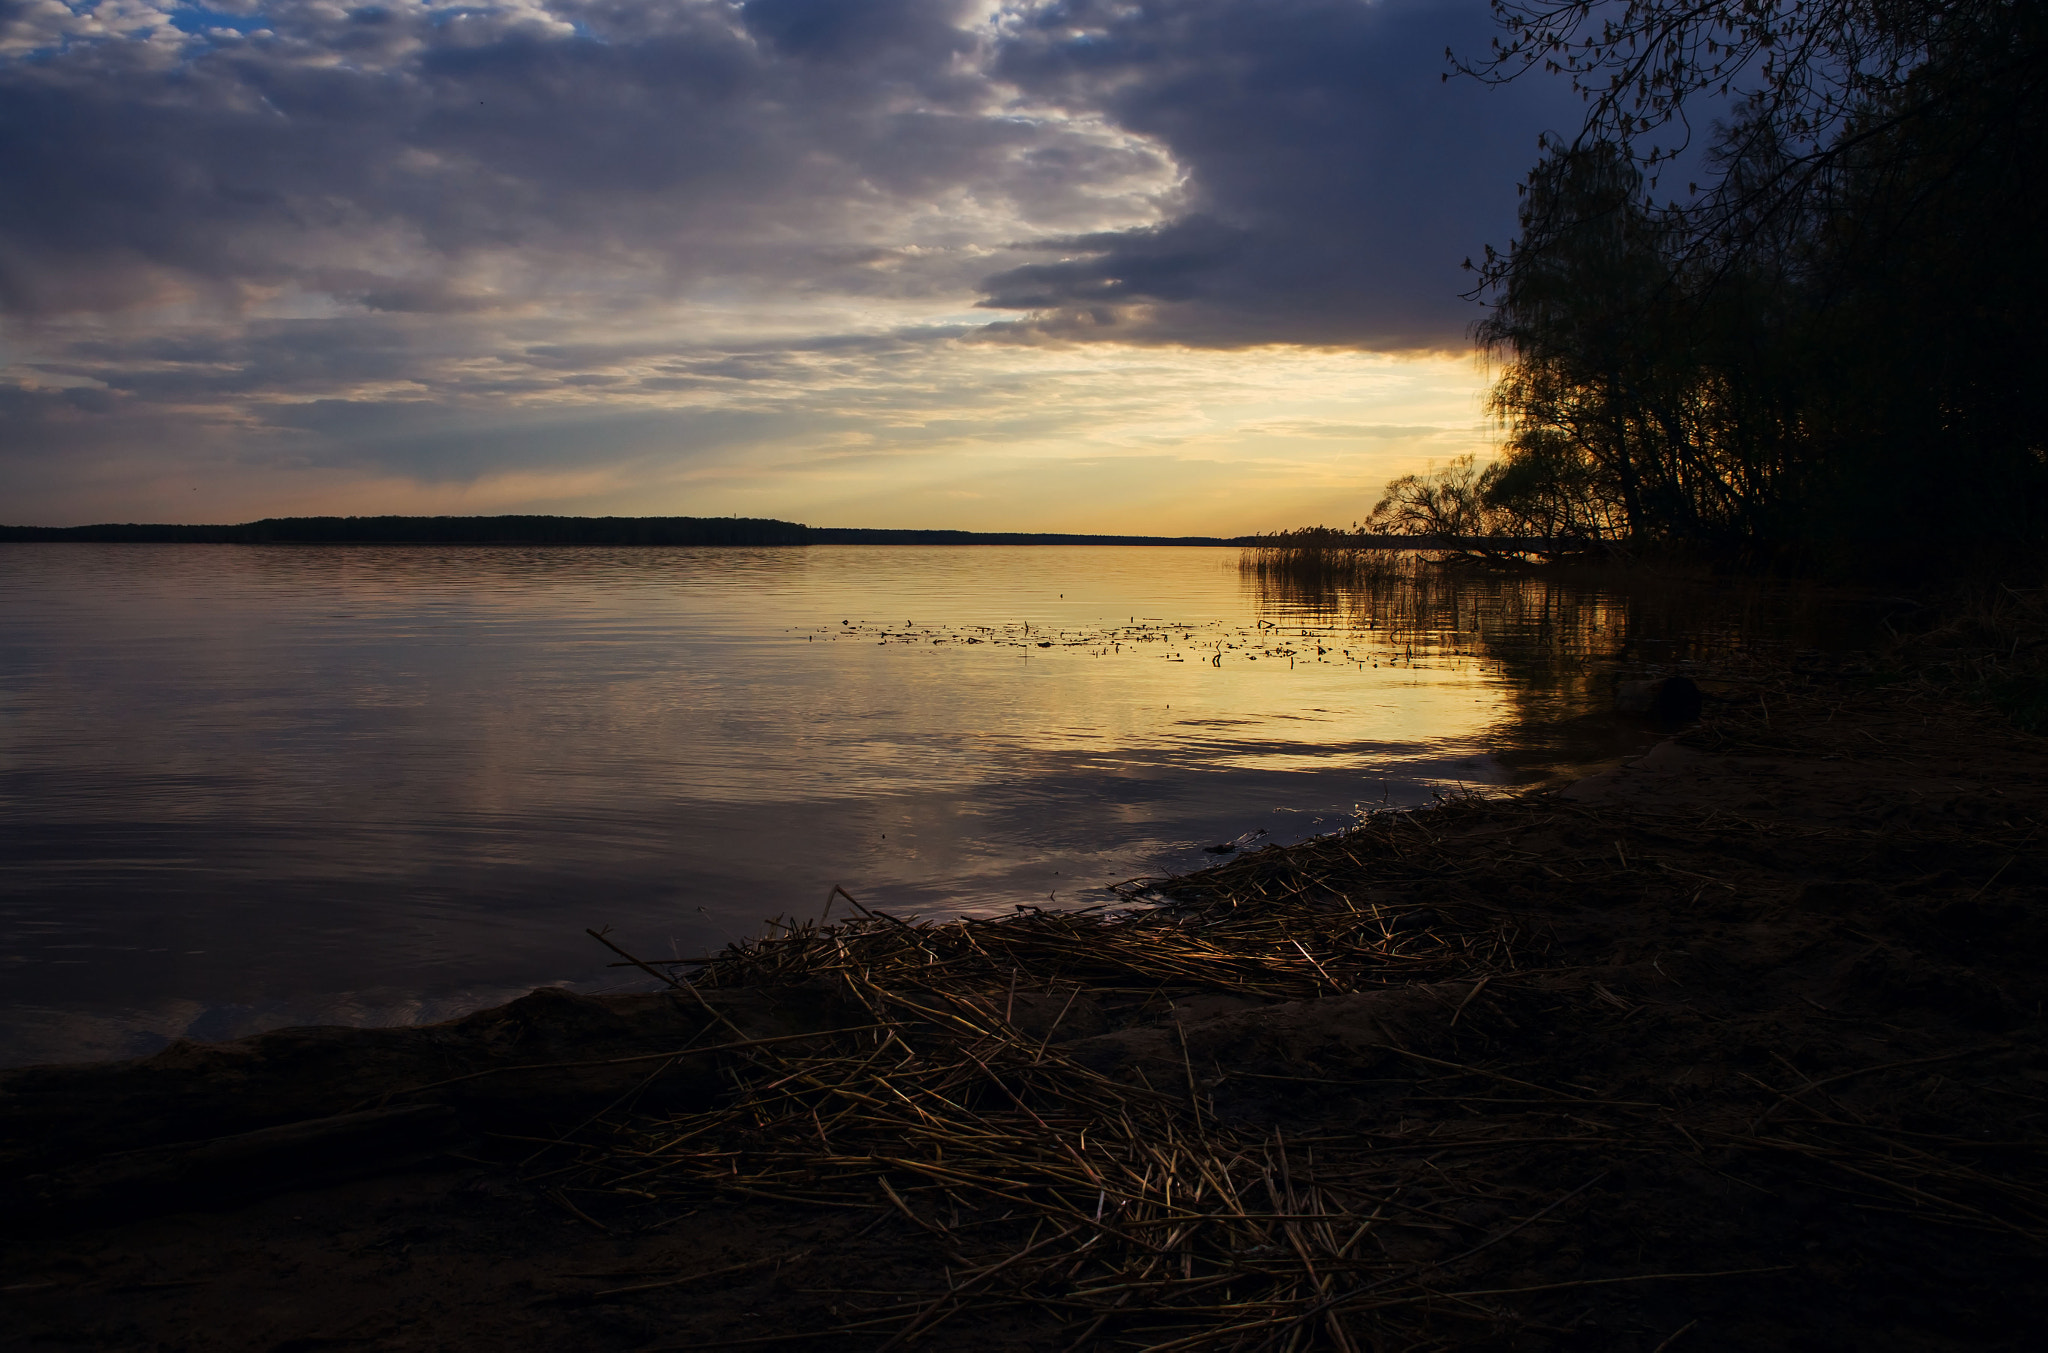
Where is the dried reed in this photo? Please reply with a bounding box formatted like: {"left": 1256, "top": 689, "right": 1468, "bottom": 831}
{"left": 553, "top": 753, "right": 2048, "bottom": 1348}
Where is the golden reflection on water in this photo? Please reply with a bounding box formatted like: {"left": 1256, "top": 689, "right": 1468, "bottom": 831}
{"left": 0, "top": 544, "right": 1846, "bottom": 1064}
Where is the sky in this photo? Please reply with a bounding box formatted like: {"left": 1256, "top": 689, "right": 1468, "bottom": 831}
{"left": 0, "top": 0, "right": 1582, "bottom": 533}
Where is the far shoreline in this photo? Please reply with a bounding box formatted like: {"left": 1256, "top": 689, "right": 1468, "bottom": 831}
{"left": 0, "top": 514, "right": 1517, "bottom": 551}
{"left": 0, "top": 515, "right": 1247, "bottom": 547}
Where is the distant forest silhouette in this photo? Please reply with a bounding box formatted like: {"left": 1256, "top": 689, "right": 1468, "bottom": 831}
{"left": 1360, "top": 0, "right": 2048, "bottom": 576}
{"left": 0, "top": 517, "right": 1247, "bottom": 547}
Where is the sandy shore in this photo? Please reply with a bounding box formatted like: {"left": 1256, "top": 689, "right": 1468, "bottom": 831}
{"left": 4, "top": 649, "right": 2045, "bottom": 1352}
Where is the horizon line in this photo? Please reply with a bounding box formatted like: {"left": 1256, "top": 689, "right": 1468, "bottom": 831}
{"left": 0, "top": 514, "right": 1260, "bottom": 547}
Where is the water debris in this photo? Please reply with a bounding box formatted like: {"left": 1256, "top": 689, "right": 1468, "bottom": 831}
{"left": 1202, "top": 828, "right": 1269, "bottom": 856}
{"left": 807, "top": 615, "right": 1433, "bottom": 672}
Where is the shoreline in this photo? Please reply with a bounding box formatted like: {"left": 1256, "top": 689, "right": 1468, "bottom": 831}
{"left": 5, "top": 651, "right": 2045, "bottom": 1350}
{"left": 0, "top": 517, "right": 1251, "bottom": 547}
{"left": 1, "top": 514, "right": 1552, "bottom": 552}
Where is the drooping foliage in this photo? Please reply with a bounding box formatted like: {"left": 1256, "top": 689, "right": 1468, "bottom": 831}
{"left": 1459, "top": 0, "right": 2048, "bottom": 573}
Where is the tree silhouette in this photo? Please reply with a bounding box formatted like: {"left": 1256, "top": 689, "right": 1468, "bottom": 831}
{"left": 1452, "top": 0, "right": 2048, "bottom": 573}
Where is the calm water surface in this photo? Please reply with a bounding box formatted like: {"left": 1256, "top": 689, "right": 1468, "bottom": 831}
{"left": 1, "top": 544, "right": 1784, "bottom": 1064}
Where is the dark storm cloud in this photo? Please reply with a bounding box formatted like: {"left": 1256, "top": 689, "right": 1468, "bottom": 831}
{"left": 979, "top": 0, "right": 1577, "bottom": 347}
{"left": 0, "top": 0, "right": 1156, "bottom": 320}
{"left": 741, "top": 0, "right": 975, "bottom": 64}
{"left": 0, "top": 1, "right": 1568, "bottom": 342}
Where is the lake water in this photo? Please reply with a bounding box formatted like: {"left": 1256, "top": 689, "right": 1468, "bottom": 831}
{"left": 0, "top": 544, "right": 1789, "bottom": 1066}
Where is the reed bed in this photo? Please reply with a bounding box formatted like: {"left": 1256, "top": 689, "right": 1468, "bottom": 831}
{"left": 1875, "top": 581, "right": 2048, "bottom": 733}
{"left": 569, "top": 839, "right": 1540, "bottom": 1342}
{"left": 1237, "top": 531, "right": 1422, "bottom": 599}
{"left": 566, "top": 864, "right": 1568, "bottom": 1350}
{"left": 552, "top": 757, "right": 2048, "bottom": 1349}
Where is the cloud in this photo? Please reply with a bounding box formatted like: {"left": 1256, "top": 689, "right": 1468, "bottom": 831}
{"left": 978, "top": 0, "right": 1576, "bottom": 348}
{"left": 740, "top": 0, "right": 976, "bottom": 65}
{"left": 0, "top": 0, "right": 1174, "bottom": 322}
{"left": 0, "top": 0, "right": 1570, "bottom": 525}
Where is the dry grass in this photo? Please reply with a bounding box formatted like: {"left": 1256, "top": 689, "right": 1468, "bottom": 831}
{"left": 547, "top": 741, "right": 2048, "bottom": 1350}
{"left": 566, "top": 860, "right": 1542, "bottom": 1349}
{"left": 1876, "top": 582, "right": 2048, "bottom": 733}
{"left": 1237, "top": 536, "right": 1427, "bottom": 601}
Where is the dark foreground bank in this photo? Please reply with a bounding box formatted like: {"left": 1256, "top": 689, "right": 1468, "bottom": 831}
{"left": 4, "top": 636, "right": 2046, "bottom": 1351}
